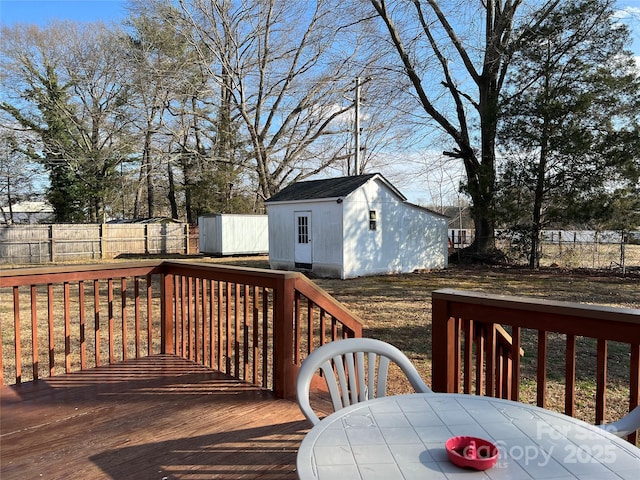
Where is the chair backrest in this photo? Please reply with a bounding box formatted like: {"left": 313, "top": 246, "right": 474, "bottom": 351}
{"left": 597, "top": 406, "right": 640, "bottom": 437}
{"left": 296, "top": 338, "right": 431, "bottom": 425}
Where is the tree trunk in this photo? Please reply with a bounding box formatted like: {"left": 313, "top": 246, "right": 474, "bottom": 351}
{"left": 529, "top": 121, "right": 550, "bottom": 269}
{"left": 143, "top": 130, "right": 155, "bottom": 218}
{"left": 167, "top": 162, "right": 178, "bottom": 220}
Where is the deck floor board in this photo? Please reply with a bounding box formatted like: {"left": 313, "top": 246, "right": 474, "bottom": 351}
{"left": 0, "top": 355, "right": 309, "bottom": 479}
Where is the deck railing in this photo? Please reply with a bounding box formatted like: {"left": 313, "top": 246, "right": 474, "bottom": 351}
{"left": 0, "top": 260, "right": 362, "bottom": 400}
{"left": 432, "top": 288, "right": 640, "bottom": 443}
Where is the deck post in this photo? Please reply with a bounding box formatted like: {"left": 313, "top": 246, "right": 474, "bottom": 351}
{"left": 431, "top": 291, "right": 457, "bottom": 393}
{"left": 273, "top": 274, "right": 297, "bottom": 400}
{"left": 160, "top": 271, "right": 174, "bottom": 355}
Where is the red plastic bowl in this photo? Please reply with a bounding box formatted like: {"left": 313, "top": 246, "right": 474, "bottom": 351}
{"left": 445, "top": 436, "right": 498, "bottom": 470}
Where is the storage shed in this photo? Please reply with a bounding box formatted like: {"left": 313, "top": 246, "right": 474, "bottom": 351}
{"left": 198, "top": 214, "right": 269, "bottom": 256}
{"left": 265, "top": 173, "right": 449, "bottom": 279}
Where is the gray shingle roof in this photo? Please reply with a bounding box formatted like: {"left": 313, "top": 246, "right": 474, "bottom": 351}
{"left": 265, "top": 174, "right": 379, "bottom": 203}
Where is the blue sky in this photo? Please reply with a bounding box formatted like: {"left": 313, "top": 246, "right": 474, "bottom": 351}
{"left": 0, "top": 0, "right": 128, "bottom": 25}
{"left": 1, "top": 1, "right": 637, "bottom": 67}
{"left": 1, "top": 0, "right": 639, "bottom": 205}
{"left": 1, "top": 1, "right": 637, "bottom": 66}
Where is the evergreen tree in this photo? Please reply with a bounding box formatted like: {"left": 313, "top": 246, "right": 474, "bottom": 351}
{"left": 497, "top": 0, "right": 640, "bottom": 267}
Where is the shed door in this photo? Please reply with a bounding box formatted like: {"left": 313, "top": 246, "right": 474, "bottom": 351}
{"left": 294, "top": 211, "right": 312, "bottom": 268}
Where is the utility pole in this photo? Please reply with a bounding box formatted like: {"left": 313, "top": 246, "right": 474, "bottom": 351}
{"left": 354, "top": 76, "right": 362, "bottom": 176}
{"left": 353, "top": 76, "right": 371, "bottom": 176}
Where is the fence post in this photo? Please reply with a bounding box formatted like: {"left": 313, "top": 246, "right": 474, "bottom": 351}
{"left": 272, "top": 274, "right": 296, "bottom": 400}
{"left": 49, "top": 224, "right": 54, "bottom": 262}
{"left": 185, "top": 224, "right": 189, "bottom": 255}
{"left": 431, "top": 291, "right": 457, "bottom": 393}
{"left": 100, "top": 224, "right": 105, "bottom": 260}
{"left": 621, "top": 231, "right": 626, "bottom": 275}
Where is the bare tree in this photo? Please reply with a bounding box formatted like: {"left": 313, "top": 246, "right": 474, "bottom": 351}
{"left": 126, "top": 8, "right": 200, "bottom": 219}
{"left": 171, "top": 0, "right": 368, "bottom": 199}
{"left": 0, "top": 130, "right": 43, "bottom": 223}
{"left": 368, "top": 0, "right": 559, "bottom": 253}
{"left": 0, "top": 22, "right": 134, "bottom": 222}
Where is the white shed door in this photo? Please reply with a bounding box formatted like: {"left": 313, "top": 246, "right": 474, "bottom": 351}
{"left": 294, "top": 211, "right": 312, "bottom": 267}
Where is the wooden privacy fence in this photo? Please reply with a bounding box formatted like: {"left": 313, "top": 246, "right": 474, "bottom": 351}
{"left": 0, "top": 223, "right": 190, "bottom": 264}
{"left": 0, "top": 260, "right": 362, "bottom": 399}
{"left": 431, "top": 288, "right": 640, "bottom": 443}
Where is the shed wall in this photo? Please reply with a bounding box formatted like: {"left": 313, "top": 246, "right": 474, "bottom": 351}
{"left": 266, "top": 177, "right": 448, "bottom": 278}
{"left": 198, "top": 214, "right": 268, "bottom": 255}
{"left": 267, "top": 201, "right": 343, "bottom": 275}
{"left": 342, "top": 179, "right": 447, "bottom": 278}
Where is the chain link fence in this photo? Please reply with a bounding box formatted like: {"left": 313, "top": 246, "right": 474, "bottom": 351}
{"left": 535, "top": 230, "right": 640, "bottom": 272}
{"left": 451, "top": 229, "right": 640, "bottom": 273}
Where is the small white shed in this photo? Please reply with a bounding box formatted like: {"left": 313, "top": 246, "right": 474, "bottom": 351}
{"left": 265, "top": 173, "right": 449, "bottom": 279}
{"left": 198, "top": 214, "right": 269, "bottom": 256}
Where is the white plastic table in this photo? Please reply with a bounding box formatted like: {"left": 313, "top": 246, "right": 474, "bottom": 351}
{"left": 296, "top": 393, "right": 640, "bottom": 479}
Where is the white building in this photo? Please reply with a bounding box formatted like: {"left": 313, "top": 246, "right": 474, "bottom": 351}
{"left": 0, "top": 201, "right": 54, "bottom": 224}
{"left": 198, "top": 213, "right": 269, "bottom": 256}
{"left": 265, "top": 173, "right": 449, "bottom": 279}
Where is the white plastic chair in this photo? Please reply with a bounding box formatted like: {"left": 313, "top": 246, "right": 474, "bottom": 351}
{"left": 296, "top": 337, "right": 432, "bottom": 425}
{"left": 597, "top": 406, "right": 640, "bottom": 437}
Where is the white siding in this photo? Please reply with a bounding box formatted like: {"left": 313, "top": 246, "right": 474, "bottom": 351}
{"left": 266, "top": 175, "right": 448, "bottom": 278}
{"left": 267, "top": 201, "right": 343, "bottom": 275}
{"left": 342, "top": 178, "right": 447, "bottom": 278}
{"left": 199, "top": 214, "right": 268, "bottom": 255}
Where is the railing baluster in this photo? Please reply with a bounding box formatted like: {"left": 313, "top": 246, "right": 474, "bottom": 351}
{"left": 307, "top": 300, "right": 314, "bottom": 356}
{"left": 262, "top": 287, "right": 269, "bottom": 389}
{"left": 454, "top": 318, "right": 461, "bottom": 393}
{"left": 462, "top": 319, "right": 473, "bottom": 393}
{"left": 94, "top": 279, "right": 100, "bottom": 367}
{"left": 194, "top": 277, "right": 200, "bottom": 363}
{"left": 565, "top": 334, "right": 576, "bottom": 417}
{"left": 217, "top": 281, "right": 223, "bottom": 371}
{"left": 79, "top": 281, "right": 86, "bottom": 369}
{"left": 146, "top": 275, "right": 152, "bottom": 356}
{"left": 234, "top": 283, "right": 240, "bottom": 377}
{"left": 13, "top": 286, "right": 21, "bottom": 384}
{"left": 252, "top": 286, "right": 259, "bottom": 385}
{"left": 121, "top": 278, "right": 127, "bottom": 361}
{"left": 319, "top": 309, "right": 326, "bottom": 347}
{"left": 160, "top": 270, "right": 174, "bottom": 355}
{"left": 243, "top": 284, "right": 249, "bottom": 382}
{"left": 108, "top": 278, "right": 114, "bottom": 364}
{"left": 475, "top": 326, "right": 484, "bottom": 395}
{"left": 225, "top": 282, "right": 231, "bottom": 374}
{"left": 31, "top": 285, "right": 38, "bottom": 381}
{"left": 630, "top": 344, "right": 639, "bottom": 444}
{"left": 596, "top": 339, "right": 608, "bottom": 425}
{"left": 486, "top": 325, "right": 496, "bottom": 397}
{"left": 294, "top": 292, "right": 301, "bottom": 363}
{"left": 0, "top": 299, "right": 4, "bottom": 386}
{"left": 64, "top": 282, "right": 71, "bottom": 373}
{"left": 209, "top": 279, "right": 216, "bottom": 369}
{"left": 511, "top": 326, "right": 521, "bottom": 401}
{"left": 202, "top": 279, "right": 208, "bottom": 367}
{"left": 537, "top": 330, "right": 547, "bottom": 408}
{"left": 47, "top": 284, "right": 54, "bottom": 376}
{"left": 134, "top": 277, "right": 140, "bottom": 358}
{"left": 181, "top": 276, "right": 187, "bottom": 358}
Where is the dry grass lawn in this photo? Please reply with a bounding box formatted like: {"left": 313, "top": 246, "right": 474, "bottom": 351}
{"left": 211, "top": 256, "right": 639, "bottom": 426}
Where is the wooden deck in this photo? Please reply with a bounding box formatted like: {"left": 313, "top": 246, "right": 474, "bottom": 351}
{"left": 0, "top": 355, "right": 310, "bottom": 479}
